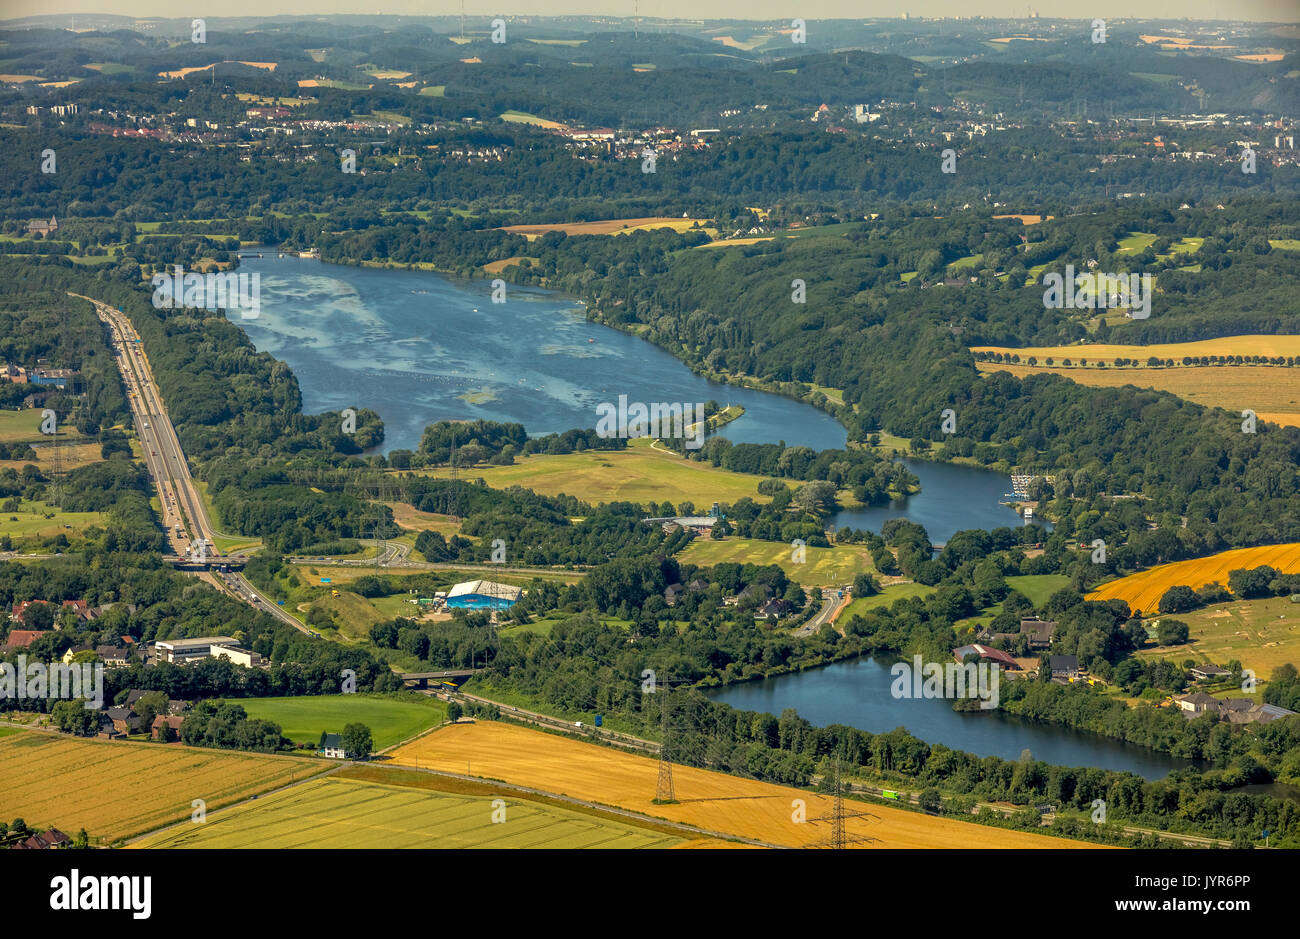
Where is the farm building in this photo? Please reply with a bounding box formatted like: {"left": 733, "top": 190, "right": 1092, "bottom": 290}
{"left": 446, "top": 580, "right": 522, "bottom": 611}
{"left": 320, "top": 733, "right": 346, "bottom": 759}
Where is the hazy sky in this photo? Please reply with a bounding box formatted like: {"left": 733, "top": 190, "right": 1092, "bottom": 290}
{"left": 1, "top": 1, "right": 1296, "bottom": 24}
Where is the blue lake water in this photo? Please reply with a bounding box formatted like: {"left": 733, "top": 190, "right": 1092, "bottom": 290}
{"left": 705, "top": 658, "right": 1197, "bottom": 780}
{"left": 232, "top": 254, "right": 1033, "bottom": 541}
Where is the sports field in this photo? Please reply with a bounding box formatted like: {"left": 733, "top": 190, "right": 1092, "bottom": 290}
{"left": 0, "top": 731, "right": 319, "bottom": 841}
{"left": 1087, "top": 543, "right": 1300, "bottom": 615}
{"left": 413, "top": 438, "right": 768, "bottom": 507}
{"left": 387, "top": 722, "right": 1099, "bottom": 848}
{"left": 975, "top": 362, "right": 1300, "bottom": 427}
{"left": 237, "top": 695, "right": 447, "bottom": 751}
{"left": 130, "top": 774, "right": 684, "bottom": 849}
{"left": 1133, "top": 596, "right": 1300, "bottom": 679}
{"left": 678, "top": 537, "right": 873, "bottom": 587}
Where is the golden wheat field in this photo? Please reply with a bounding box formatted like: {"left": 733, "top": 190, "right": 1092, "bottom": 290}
{"left": 970, "top": 335, "right": 1300, "bottom": 362}
{"left": 975, "top": 363, "right": 1300, "bottom": 427}
{"left": 497, "top": 217, "right": 704, "bottom": 239}
{"left": 387, "top": 722, "right": 1099, "bottom": 849}
{"left": 0, "top": 731, "right": 320, "bottom": 841}
{"left": 1088, "top": 544, "right": 1300, "bottom": 615}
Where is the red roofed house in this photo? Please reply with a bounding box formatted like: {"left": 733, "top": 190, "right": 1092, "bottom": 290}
{"left": 1, "top": 630, "right": 48, "bottom": 652}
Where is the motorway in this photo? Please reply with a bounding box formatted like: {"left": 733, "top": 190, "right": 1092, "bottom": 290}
{"left": 73, "top": 293, "right": 309, "bottom": 634}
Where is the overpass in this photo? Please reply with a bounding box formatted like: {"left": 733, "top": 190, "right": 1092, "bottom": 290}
{"left": 398, "top": 669, "right": 483, "bottom": 689}
{"left": 165, "top": 556, "right": 248, "bottom": 572}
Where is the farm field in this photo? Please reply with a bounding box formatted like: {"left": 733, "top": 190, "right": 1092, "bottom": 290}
{"left": 678, "top": 537, "right": 873, "bottom": 587}
{"left": 497, "top": 217, "right": 705, "bottom": 239}
{"left": 975, "top": 363, "right": 1300, "bottom": 428}
{"left": 970, "top": 334, "right": 1300, "bottom": 363}
{"left": 1087, "top": 544, "right": 1300, "bottom": 615}
{"left": 411, "top": 437, "right": 768, "bottom": 507}
{"left": 237, "top": 695, "right": 447, "bottom": 751}
{"left": 1133, "top": 596, "right": 1300, "bottom": 679}
{"left": 384, "top": 502, "right": 461, "bottom": 537}
{"left": 130, "top": 771, "right": 685, "bottom": 849}
{"left": 0, "top": 731, "right": 319, "bottom": 842}
{"left": 387, "top": 722, "right": 1099, "bottom": 849}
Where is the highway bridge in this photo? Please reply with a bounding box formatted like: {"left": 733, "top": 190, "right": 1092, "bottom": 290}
{"left": 399, "top": 669, "right": 483, "bottom": 688}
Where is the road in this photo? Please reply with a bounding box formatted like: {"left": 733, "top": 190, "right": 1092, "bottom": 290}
{"left": 73, "top": 293, "right": 309, "bottom": 635}
{"left": 794, "top": 588, "right": 850, "bottom": 637}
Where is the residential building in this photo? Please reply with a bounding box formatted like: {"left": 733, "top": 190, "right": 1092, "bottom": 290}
{"left": 1019, "top": 619, "right": 1057, "bottom": 650}
{"left": 25, "top": 216, "right": 57, "bottom": 238}
{"left": 320, "top": 733, "right": 346, "bottom": 759}
{"left": 1, "top": 629, "right": 48, "bottom": 652}
{"left": 954, "top": 644, "right": 1019, "bottom": 669}
{"left": 151, "top": 714, "right": 185, "bottom": 741}
{"left": 10, "top": 828, "right": 71, "bottom": 850}
{"left": 1049, "top": 654, "right": 1081, "bottom": 680}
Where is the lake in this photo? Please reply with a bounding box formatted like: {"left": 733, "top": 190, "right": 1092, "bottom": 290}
{"left": 705, "top": 658, "right": 1196, "bottom": 780}
{"left": 232, "top": 255, "right": 1031, "bottom": 540}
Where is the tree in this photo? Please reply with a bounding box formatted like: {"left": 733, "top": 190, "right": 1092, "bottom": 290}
{"left": 73, "top": 828, "right": 89, "bottom": 849}
{"left": 1157, "top": 585, "right": 1198, "bottom": 614}
{"left": 1157, "top": 619, "right": 1190, "bottom": 646}
{"left": 446, "top": 701, "right": 463, "bottom": 723}
{"left": 341, "top": 722, "right": 373, "bottom": 761}
{"left": 919, "top": 787, "right": 943, "bottom": 813}
{"left": 51, "top": 699, "right": 100, "bottom": 737}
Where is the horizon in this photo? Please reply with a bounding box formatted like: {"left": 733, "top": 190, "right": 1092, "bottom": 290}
{"left": 0, "top": 3, "right": 1296, "bottom": 26}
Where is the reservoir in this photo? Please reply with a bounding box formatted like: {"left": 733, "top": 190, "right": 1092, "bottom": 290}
{"left": 705, "top": 658, "right": 1196, "bottom": 780}
{"left": 234, "top": 255, "right": 1029, "bottom": 539}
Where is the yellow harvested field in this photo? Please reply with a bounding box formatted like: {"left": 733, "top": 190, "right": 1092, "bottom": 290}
{"left": 971, "top": 335, "right": 1300, "bottom": 363}
{"left": 498, "top": 217, "right": 705, "bottom": 239}
{"left": 0, "top": 74, "right": 41, "bottom": 83}
{"left": 0, "top": 731, "right": 320, "bottom": 841}
{"left": 975, "top": 362, "right": 1300, "bottom": 428}
{"left": 481, "top": 255, "right": 534, "bottom": 273}
{"left": 388, "top": 722, "right": 1099, "bottom": 848}
{"left": 158, "top": 61, "right": 277, "bottom": 78}
{"left": 384, "top": 501, "right": 461, "bottom": 536}
{"left": 992, "top": 214, "right": 1053, "bottom": 224}
{"left": 1235, "top": 53, "right": 1284, "bottom": 62}
{"left": 1088, "top": 543, "right": 1300, "bottom": 615}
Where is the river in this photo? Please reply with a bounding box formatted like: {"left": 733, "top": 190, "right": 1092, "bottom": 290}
{"left": 705, "top": 658, "right": 1197, "bottom": 780}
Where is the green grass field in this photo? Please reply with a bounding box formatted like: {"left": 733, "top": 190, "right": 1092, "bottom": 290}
{"left": 131, "top": 774, "right": 683, "bottom": 848}
{"left": 237, "top": 694, "right": 447, "bottom": 751}
{"left": 412, "top": 437, "right": 769, "bottom": 508}
{"left": 841, "top": 582, "right": 937, "bottom": 620}
{"left": 0, "top": 408, "right": 83, "bottom": 444}
{"left": 1006, "top": 574, "right": 1072, "bottom": 607}
{"left": 678, "top": 537, "right": 873, "bottom": 587}
{"left": 1133, "top": 596, "right": 1300, "bottom": 680}
{"left": 0, "top": 499, "right": 106, "bottom": 541}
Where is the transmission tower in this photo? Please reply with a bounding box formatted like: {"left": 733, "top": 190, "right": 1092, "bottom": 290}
{"left": 805, "top": 756, "right": 879, "bottom": 849}
{"left": 654, "top": 688, "right": 675, "bottom": 803}
{"left": 447, "top": 424, "right": 461, "bottom": 519}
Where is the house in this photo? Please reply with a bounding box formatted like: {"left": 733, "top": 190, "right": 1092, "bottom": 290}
{"left": 61, "top": 644, "right": 93, "bottom": 664}
{"left": 103, "top": 706, "right": 142, "bottom": 736}
{"left": 757, "top": 598, "right": 793, "bottom": 620}
{"left": 953, "top": 644, "right": 1019, "bottom": 669}
{"left": 11, "top": 828, "right": 71, "bottom": 850}
{"left": 1019, "top": 619, "right": 1057, "bottom": 650}
{"left": 151, "top": 714, "right": 185, "bottom": 741}
{"left": 1190, "top": 664, "right": 1231, "bottom": 682}
{"left": 1049, "top": 655, "right": 1081, "bottom": 680}
{"left": 664, "top": 583, "right": 684, "bottom": 606}
{"left": 320, "top": 733, "right": 346, "bottom": 759}
{"left": 10, "top": 600, "right": 52, "bottom": 625}
{"left": 95, "top": 645, "right": 133, "bottom": 668}
{"left": 25, "top": 216, "right": 57, "bottom": 238}
{"left": 1173, "top": 692, "right": 1220, "bottom": 714}
{"left": 1, "top": 629, "right": 48, "bottom": 652}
